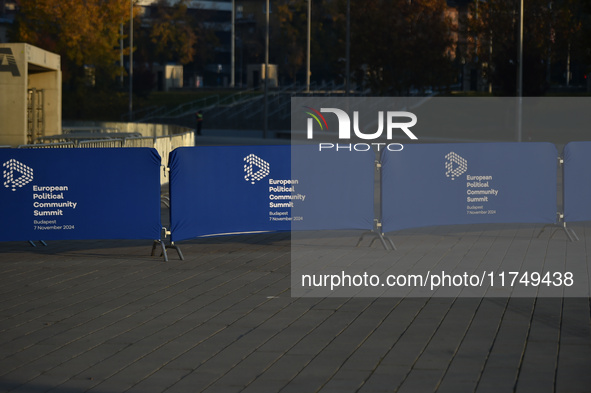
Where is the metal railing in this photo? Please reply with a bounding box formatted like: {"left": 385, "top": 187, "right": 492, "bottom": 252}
{"left": 137, "top": 88, "right": 262, "bottom": 123}
{"left": 18, "top": 142, "right": 76, "bottom": 148}
{"left": 211, "top": 92, "right": 262, "bottom": 120}
{"left": 14, "top": 127, "right": 194, "bottom": 185}
{"left": 124, "top": 137, "right": 158, "bottom": 148}
{"left": 78, "top": 139, "right": 125, "bottom": 148}
{"left": 120, "top": 105, "right": 167, "bottom": 122}
{"left": 62, "top": 126, "right": 121, "bottom": 134}
{"left": 170, "top": 132, "right": 194, "bottom": 150}
{"left": 138, "top": 95, "right": 221, "bottom": 122}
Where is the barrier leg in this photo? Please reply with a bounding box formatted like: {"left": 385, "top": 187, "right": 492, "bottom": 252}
{"left": 28, "top": 240, "right": 47, "bottom": 247}
{"left": 537, "top": 223, "right": 578, "bottom": 242}
{"left": 564, "top": 223, "right": 579, "bottom": 241}
{"left": 386, "top": 236, "right": 397, "bottom": 250}
{"left": 356, "top": 231, "right": 395, "bottom": 251}
{"left": 151, "top": 240, "right": 169, "bottom": 262}
{"left": 151, "top": 227, "right": 183, "bottom": 261}
{"left": 170, "top": 242, "right": 185, "bottom": 261}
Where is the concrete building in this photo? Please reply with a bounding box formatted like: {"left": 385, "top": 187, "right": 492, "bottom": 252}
{"left": 0, "top": 43, "right": 61, "bottom": 147}
{"left": 246, "top": 63, "right": 278, "bottom": 89}
{"left": 153, "top": 64, "right": 184, "bottom": 91}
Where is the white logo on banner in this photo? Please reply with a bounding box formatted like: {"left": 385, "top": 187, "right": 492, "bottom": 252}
{"left": 3, "top": 159, "right": 34, "bottom": 191}
{"left": 244, "top": 154, "right": 270, "bottom": 184}
{"left": 445, "top": 152, "right": 467, "bottom": 180}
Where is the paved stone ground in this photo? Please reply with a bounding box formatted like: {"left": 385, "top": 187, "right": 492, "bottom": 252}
{"left": 0, "top": 221, "right": 590, "bottom": 393}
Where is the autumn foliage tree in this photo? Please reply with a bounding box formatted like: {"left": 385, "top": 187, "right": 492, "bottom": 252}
{"left": 132, "top": 0, "right": 218, "bottom": 90}
{"left": 349, "top": 0, "right": 456, "bottom": 94}
{"left": 141, "top": 0, "right": 197, "bottom": 66}
{"left": 275, "top": 1, "right": 307, "bottom": 84}
{"left": 12, "top": 0, "right": 131, "bottom": 88}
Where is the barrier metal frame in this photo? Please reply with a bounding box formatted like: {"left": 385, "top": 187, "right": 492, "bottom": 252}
{"left": 375, "top": 144, "right": 579, "bottom": 248}
{"left": 355, "top": 150, "right": 396, "bottom": 251}
{"left": 153, "top": 182, "right": 184, "bottom": 261}
{"left": 537, "top": 156, "right": 579, "bottom": 242}
{"left": 151, "top": 233, "right": 184, "bottom": 262}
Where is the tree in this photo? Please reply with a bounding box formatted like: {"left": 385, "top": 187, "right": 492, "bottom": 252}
{"left": 466, "top": 0, "right": 586, "bottom": 95}
{"left": 148, "top": 0, "right": 197, "bottom": 65}
{"left": 276, "top": 0, "right": 307, "bottom": 84}
{"left": 349, "top": 0, "right": 455, "bottom": 94}
{"left": 12, "top": 0, "right": 131, "bottom": 88}
{"left": 133, "top": 0, "right": 219, "bottom": 86}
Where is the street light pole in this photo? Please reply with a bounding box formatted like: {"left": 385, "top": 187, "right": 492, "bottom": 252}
{"left": 120, "top": 23, "right": 124, "bottom": 89}
{"left": 516, "top": 0, "right": 523, "bottom": 141}
{"left": 129, "top": 0, "right": 133, "bottom": 121}
{"left": 263, "top": 0, "right": 269, "bottom": 139}
{"left": 306, "top": 0, "right": 311, "bottom": 92}
{"left": 345, "top": 0, "right": 350, "bottom": 96}
{"left": 231, "top": 0, "right": 235, "bottom": 87}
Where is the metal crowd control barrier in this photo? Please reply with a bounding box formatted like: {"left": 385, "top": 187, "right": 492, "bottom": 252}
{"left": 556, "top": 141, "right": 591, "bottom": 241}
{"left": 125, "top": 137, "right": 158, "bottom": 148}
{"left": 62, "top": 126, "right": 120, "bottom": 134}
{"left": 0, "top": 148, "right": 171, "bottom": 260}
{"left": 165, "top": 143, "right": 582, "bottom": 255}
{"left": 78, "top": 139, "right": 125, "bottom": 148}
{"left": 4, "top": 143, "right": 590, "bottom": 262}
{"left": 167, "top": 145, "right": 375, "bottom": 244}
{"left": 18, "top": 142, "right": 76, "bottom": 148}
{"left": 381, "top": 142, "right": 558, "bottom": 233}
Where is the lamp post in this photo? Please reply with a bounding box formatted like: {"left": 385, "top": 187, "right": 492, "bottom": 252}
{"left": 306, "top": 0, "right": 311, "bottom": 92}
{"left": 345, "top": 0, "right": 350, "bottom": 96}
{"left": 263, "top": 0, "right": 269, "bottom": 139}
{"left": 129, "top": 0, "right": 133, "bottom": 121}
{"left": 120, "top": 23, "right": 124, "bottom": 88}
{"left": 516, "top": 0, "right": 523, "bottom": 141}
{"left": 231, "top": 0, "right": 235, "bottom": 87}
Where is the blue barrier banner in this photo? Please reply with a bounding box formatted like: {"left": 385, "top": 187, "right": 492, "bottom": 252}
{"left": 382, "top": 143, "right": 557, "bottom": 232}
{"left": 0, "top": 148, "right": 162, "bottom": 241}
{"left": 291, "top": 145, "right": 374, "bottom": 231}
{"left": 169, "top": 145, "right": 375, "bottom": 241}
{"left": 170, "top": 146, "right": 292, "bottom": 241}
{"left": 564, "top": 142, "right": 591, "bottom": 222}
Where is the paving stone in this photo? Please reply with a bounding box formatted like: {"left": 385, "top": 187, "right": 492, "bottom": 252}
{"left": 0, "top": 222, "right": 589, "bottom": 393}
